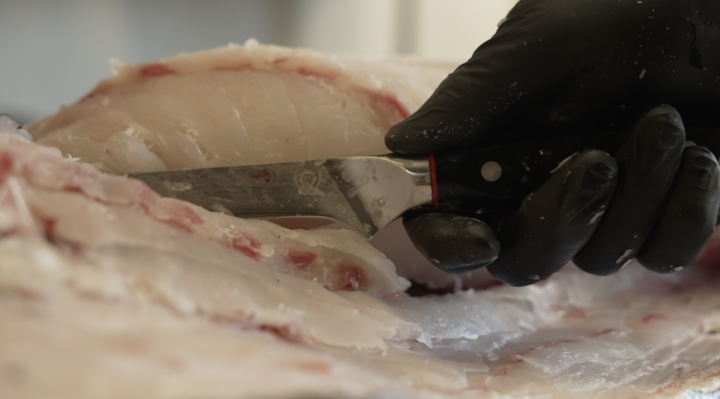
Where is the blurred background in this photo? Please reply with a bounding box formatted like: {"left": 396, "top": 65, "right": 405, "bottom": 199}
{"left": 0, "top": 0, "right": 517, "bottom": 124}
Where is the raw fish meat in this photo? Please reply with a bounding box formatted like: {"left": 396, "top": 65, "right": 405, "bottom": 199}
{"left": 9, "top": 43, "right": 720, "bottom": 398}
{"left": 0, "top": 122, "right": 414, "bottom": 347}
{"left": 25, "top": 40, "right": 495, "bottom": 290}
{"left": 3, "top": 125, "right": 720, "bottom": 398}
{"left": 29, "top": 39, "right": 454, "bottom": 174}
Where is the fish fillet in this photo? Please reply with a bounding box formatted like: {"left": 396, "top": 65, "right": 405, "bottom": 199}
{"left": 8, "top": 43, "right": 720, "bottom": 398}
{"left": 26, "top": 40, "right": 497, "bottom": 290}
{"left": 29, "top": 39, "right": 453, "bottom": 174}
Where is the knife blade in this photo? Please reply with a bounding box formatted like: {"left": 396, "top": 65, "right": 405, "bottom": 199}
{"left": 131, "top": 155, "right": 431, "bottom": 238}
{"left": 129, "top": 127, "right": 720, "bottom": 239}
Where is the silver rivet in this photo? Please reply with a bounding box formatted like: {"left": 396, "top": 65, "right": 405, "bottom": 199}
{"left": 481, "top": 161, "right": 502, "bottom": 182}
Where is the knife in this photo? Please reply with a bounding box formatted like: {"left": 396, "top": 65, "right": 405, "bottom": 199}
{"left": 129, "top": 127, "right": 720, "bottom": 239}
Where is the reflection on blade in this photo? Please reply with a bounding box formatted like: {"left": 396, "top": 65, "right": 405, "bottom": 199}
{"left": 129, "top": 155, "right": 432, "bottom": 238}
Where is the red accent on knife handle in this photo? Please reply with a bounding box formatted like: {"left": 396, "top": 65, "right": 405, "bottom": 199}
{"left": 428, "top": 153, "right": 439, "bottom": 211}
{"left": 431, "top": 131, "right": 628, "bottom": 212}
{"left": 429, "top": 127, "right": 719, "bottom": 213}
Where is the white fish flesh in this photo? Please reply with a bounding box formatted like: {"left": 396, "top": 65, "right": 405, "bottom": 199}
{"left": 8, "top": 43, "right": 720, "bottom": 398}
{"left": 3, "top": 124, "right": 720, "bottom": 398}
{"left": 26, "top": 40, "right": 496, "bottom": 290}
{"left": 29, "top": 39, "right": 454, "bottom": 174}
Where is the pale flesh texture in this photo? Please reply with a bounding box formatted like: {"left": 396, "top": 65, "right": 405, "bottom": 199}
{"left": 26, "top": 40, "right": 496, "bottom": 290}
{"left": 9, "top": 43, "right": 720, "bottom": 398}
{"left": 28, "top": 40, "right": 453, "bottom": 174}
{"left": 3, "top": 128, "right": 720, "bottom": 398}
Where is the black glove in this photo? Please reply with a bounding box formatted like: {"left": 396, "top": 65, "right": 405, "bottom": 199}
{"left": 388, "top": 0, "right": 720, "bottom": 286}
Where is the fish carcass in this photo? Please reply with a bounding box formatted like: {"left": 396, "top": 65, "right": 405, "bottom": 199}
{"left": 3, "top": 43, "right": 720, "bottom": 398}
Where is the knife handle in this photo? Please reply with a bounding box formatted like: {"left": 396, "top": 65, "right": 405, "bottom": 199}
{"left": 430, "top": 126, "right": 720, "bottom": 213}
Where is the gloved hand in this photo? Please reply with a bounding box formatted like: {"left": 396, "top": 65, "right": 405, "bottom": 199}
{"left": 387, "top": 0, "right": 720, "bottom": 286}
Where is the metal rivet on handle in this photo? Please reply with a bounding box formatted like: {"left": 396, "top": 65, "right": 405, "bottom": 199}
{"left": 481, "top": 161, "right": 502, "bottom": 182}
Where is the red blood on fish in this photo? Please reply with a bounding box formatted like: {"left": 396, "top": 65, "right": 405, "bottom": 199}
{"left": 64, "top": 187, "right": 83, "bottom": 194}
{"left": 67, "top": 242, "right": 84, "bottom": 256}
{"left": 673, "top": 296, "right": 692, "bottom": 306}
{"left": 709, "top": 370, "right": 720, "bottom": 378}
{"left": 642, "top": 313, "right": 667, "bottom": 324}
{"left": 591, "top": 328, "right": 621, "bottom": 337}
{"left": 232, "top": 235, "right": 261, "bottom": 260}
{"left": 516, "top": 347, "right": 537, "bottom": 356}
{"left": 232, "top": 243, "right": 260, "bottom": 260}
{"left": 499, "top": 365, "right": 515, "bottom": 375}
{"left": 272, "top": 57, "right": 288, "bottom": 64}
{"left": 259, "top": 324, "right": 301, "bottom": 343}
{"left": 135, "top": 185, "right": 160, "bottom": 215}
{"left": 0, "top": 153, "right": 15, "bottom": 184}
{"left": 562, "top": 307, "right": 587, "bottom": 319}
{"left": 295, "top": 67, "right": 334, "bottom": 81}
{"left": 57, "top": 162, "right": 97, "bottom": 180}
{"left": 327, "top": 264, "right": 367, "bottom": 291}
{"left": 245, "top": 234, "right": 261, "bottom": 249}
{"left": 653, "top": 383, "right": 681, "bottom": 394}
{"left": 139, "top": 64, "right": 176, "bottom": 77}
{"left": 405, "top": 281, "right": 454, "bottom": 297}
{"left": 170, "top": 205, "right": 204, "bottom": 225}
{"left": 371, "top": 91, "right": 411, "bottom": 119}
{"left": 250, "top": 169, "right": 276, "bottom": 185}
{"left": 81, "top": 81, "right": 112, "bottom": 101}
{"left": 0, "top": 227, "right": 19, "bottom": 239}
{"left": 695, "top": 231, "right": 720, "bottom": 271}
{"left": 138, "top": 184, "right": 161, "bottom": 203}
{"left": 163, "top": 220, "right": 195, "bottom": 234}
{"left": 40, "top": 217, "right": 57, "bottom": 243}
{"left": 291, "top": 361, "right": 331, "bottom": 373}
{"left": 549, "top": 339, "right": 580, "bottom": 345}
{"left": 285, "top": 251, "right": 318, "bottom": 270}
{"left": 163, "top": 356, "right": 185, "bottom": 372}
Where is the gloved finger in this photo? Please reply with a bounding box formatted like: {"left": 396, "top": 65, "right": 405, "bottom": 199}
{"left": 403, "top": 212, "right": 500, "bottom": 275}
{"left": 573, "top": 105, "right": 685, "bottom": 275}
{"left": 487, "top": 150, "right": 618, "bottom": 287}
{"left": 385, "top": 0, "right": 587, "bottom": 155}
{"left": 636, "top": 146, "right": 720, "bottom": 273}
